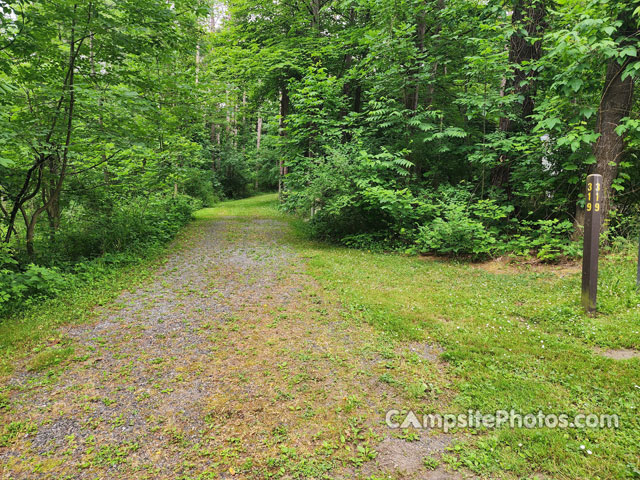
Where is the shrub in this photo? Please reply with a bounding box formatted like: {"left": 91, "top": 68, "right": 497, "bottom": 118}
{"left": 51, "top": 194, "right": 198, "bottom": 261}
{"left": 283, "top": 145, "right": 431, "bottom": 245}
{"left": 1, "top": 193, "right": 200, "bottom": 316}
{"left": 416, "top": 204, "right": 497, "bottom": 259}
{"left": 506, "top": 219, "right": 579, "bottom": 262}
{"left": 182, "top": 169, "right": 221, "bottom": 207}
{"left": 341, "top": 232, "right": 390, "bottom": 251}
{"left": 282, "top": 144, "right": 582, "bottom": 261}
{"left": 0, "top": 263, "right": 66, "bottom": 311}
{"left": 0, "top": 242, "right": 16, "bottom": 271}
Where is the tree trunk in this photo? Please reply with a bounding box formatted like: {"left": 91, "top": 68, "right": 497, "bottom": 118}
{"left": 242, "top": 91, "right": 247, "bottom": 130}
{"left": 353, "top": 84, "right": 362, "bottom": 113}
{"left": 310, "top": 0, "right": 321, "bottom": 32}
{"left": 491, "top": 0, "right": 546, "bottom": 191}
{"left": 409, "top": 5, "right": 427, "bottom": 111}
{"left": 405, "top": 3, "right": 429, "bottom": 180}
{"left": 225, "top": 89, "right": 231, "bottom": 137}
{"left": 255, "top": 117, "right": 262, "bottom": 190}
{"left": 575, "top": 7, "right": 637, "bottom": 234}
{"left": 232, "top": 96, "right": 238, "bottom": 148}
{"left": 210, "top": 123, "right": 217, "bottom": 171}
{"left": 256, "top": 117, "right": 262, "bottom": 151}
{"left": 591, "top": 58, "right": 635, "bottom": 226}
{"left": 195, "top": 45, "right": 200, "bottom": 85}
{"left": 22, "top": 4, "right": 80, "bottom": 255}
{"left": 278, "top": 85, "right": 290, "bottom": 195}
{"left": 44, "top": 155, "right": 61, "bottom": 241}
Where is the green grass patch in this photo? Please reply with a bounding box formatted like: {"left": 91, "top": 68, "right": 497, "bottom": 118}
{"left": 194, "top": 193, "right": 285, "bottom": 221}
{"left": 304, "top": 246, "right": 640, "bottom": 479}
{"left": 200, "top": 196, "right": 640, "bottom": 480}
{"left": 27, "top": 346, "right": 75, "bottom": 372}
{"left": 0, "top": 421, "right": 37, "bottom": 447}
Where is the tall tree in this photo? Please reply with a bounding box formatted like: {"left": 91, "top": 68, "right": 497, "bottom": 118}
{"left": 591, "top": 5, "right": 638, "bottom": 225}
{"left": 492, "top": 0, "right": 547, "bottom": 192}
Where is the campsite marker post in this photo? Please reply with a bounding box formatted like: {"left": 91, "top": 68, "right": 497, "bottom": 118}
{"left": 637, "top": 230, "right": 640, "bottom": 288}
{"left": 581, "top": 174, "right": 603, "bottom": 313}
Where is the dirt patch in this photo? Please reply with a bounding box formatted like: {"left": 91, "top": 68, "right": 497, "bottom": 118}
{"left": 423, "top": 468, "right": 473, "bottom": 480}
{"left": 474, "top": 256, "right": 580, "bottom": 277}
{"left": 408, "top": 342, "right": 444, "bottom": 363}
{"left": 418, "top": 254, "right": 581, "bottom": 277}
{"left": 360, "top": 433, "right": 474, "bottom": 479}
{"left": 376, "top": 434, "right": 450, "bottom": 473}
{"left": 598, "top": 348, "right": 640, "bottom": 360}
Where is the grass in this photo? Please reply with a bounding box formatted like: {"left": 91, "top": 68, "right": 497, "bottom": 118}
{"left": 199, "top": 194, "right": 640, "bottom": 480}
{"left": 194, "top": 194, "right": 288, "bottom": 221}
{"left": 304, "top": 244, "right": 640, "bottom": 479}
{"left": 27, "top": 346, "right": 75, "bottom": 372}
{"left": 1, "top": 193, "right": 638, "bottom": 479}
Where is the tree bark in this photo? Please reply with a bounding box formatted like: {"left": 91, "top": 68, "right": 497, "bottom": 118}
{"left": 310, "top": 0, "right": 321, "bottom": 32}
{"left": 256, "top": 117, "right": 263, "bottom": 151}
{"left": 574, "top": 7, "right": 637, "bottom": 234}
{"left": 278, "top": 85, "right": 290, "bottom": 195}
{"left": 255, "top": 117, "right": 262, "bottom": 190}
{"left": 591, "top": 58, "right": 635, "bottom": 226}
{"left": 408, "top": 4, "right": 427, "bottom": 112}
{"left": 44, "top": 156, "right": 61, "bottom": 241}
{"left": 195, "top": 44, "right": 200, "bottom": 85}
{"left": 210, "top": 123, "right": 217, "bottom": 171}
{"left": 491, "top": 0, "right": 546, "bottom": 191}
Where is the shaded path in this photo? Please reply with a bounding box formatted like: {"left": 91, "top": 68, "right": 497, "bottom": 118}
{"left": 1, "top": 215, "right": 464, "bottom": 479}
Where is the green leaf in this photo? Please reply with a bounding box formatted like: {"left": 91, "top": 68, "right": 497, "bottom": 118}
{"left": 568, "top": 78, "right": 583, "bottom": 92}
{"left": 620, "top": 46, "right": 637, "bottom": 59}
{"left": 579, "top": 107, "right": 596, "bottom": 119}
{"left": 541, "top": 117, "right": 562, "bottom": 130}
{"left": 570, "top": 140, "right": 581, "bottom": 152}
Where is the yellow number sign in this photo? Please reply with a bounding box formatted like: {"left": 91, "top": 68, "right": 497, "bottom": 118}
{"left": 586, "top": 180, "right": 600, "bottom": 214}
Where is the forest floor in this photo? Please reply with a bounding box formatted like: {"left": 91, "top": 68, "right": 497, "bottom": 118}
{"left": 0, "top": 194, "right": 638, "bottom": 480}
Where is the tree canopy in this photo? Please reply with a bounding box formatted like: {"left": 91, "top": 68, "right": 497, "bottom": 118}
{"left": 201, "top": 0, "right": 640, "bottom": 257}
{"left": 1, "top": 0, "right": 639, "bottom": 306}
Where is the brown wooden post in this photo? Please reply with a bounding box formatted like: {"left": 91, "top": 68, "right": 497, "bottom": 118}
{"left": 636, "top": 230, "right": 640, "bottom": 288}
{"left": 582, "top": 174, "right": 603, "bottom": 313}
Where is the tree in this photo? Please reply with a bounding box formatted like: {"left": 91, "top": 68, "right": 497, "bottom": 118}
{"left": 0, "top": 0, "right": 211, "bottom": 255}
{"left": 492, "top": 0, "right": 547, "bottom": 193}
{"left": 591, "top": 4, "right": 638, "bottom": 225}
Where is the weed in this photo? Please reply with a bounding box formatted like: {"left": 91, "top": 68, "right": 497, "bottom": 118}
{"left": 27, "top": 346, "right": 74, "bottom": 372}
{"left": 423, "top": 455, "right": 441, "bottom": 470}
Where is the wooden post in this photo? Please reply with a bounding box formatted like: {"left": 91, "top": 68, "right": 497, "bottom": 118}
{"left": 637, "top": 230, "right": 640, "bottom": 288}
{"left": 581, "top": 174, "right": 603, "bottom": 313}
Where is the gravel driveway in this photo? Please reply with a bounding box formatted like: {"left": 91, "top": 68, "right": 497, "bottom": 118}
{"left": 0, "top": 215, "right": 463, "bottom": 480}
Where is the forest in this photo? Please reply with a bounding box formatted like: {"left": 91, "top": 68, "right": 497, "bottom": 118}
{"left": 2, "top": 0, "right": 640, "bottom": 314}
{"left": 0, "top": 2, "right": 639, "bottom": 479}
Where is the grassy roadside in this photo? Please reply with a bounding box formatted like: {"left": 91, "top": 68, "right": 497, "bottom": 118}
{"left": 216, "top": 194, "right": 640, "bottom": 479}
{"left": 0, "top": 217, "right": 202, "bottom": 377}
{"left": 304, "top": 243, "right": 640, "bottom": 479}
